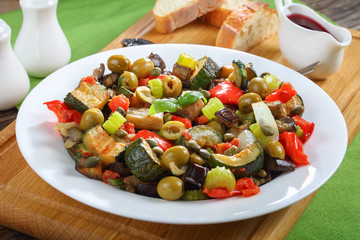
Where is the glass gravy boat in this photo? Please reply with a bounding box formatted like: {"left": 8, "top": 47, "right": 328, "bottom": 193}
{"left": 275, "top": 0, "right": 352, "bottom": 79}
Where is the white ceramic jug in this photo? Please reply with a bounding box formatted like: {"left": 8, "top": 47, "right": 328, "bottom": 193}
{"left": 0, "top": 19, "right": 30, "bottom": 110}
{"left": 275, "top": 0, "right": 352, "bottom": 79}
{"left": 14, "top": 0, "right": 71, "bottom": 78}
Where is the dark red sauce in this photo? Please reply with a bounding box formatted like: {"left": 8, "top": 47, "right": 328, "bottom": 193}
{"left": 287, "top": 13, "right": 331, "bottom": 34}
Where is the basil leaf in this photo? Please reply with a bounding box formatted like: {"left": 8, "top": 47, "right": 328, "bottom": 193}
{"left": 149, "top": 98, "right": 179, "bottom": 115}
{"left": 177, "top": 91, "right": 207, "bottom": 107}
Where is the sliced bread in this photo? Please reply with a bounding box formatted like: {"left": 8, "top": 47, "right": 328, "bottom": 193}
{"left": 215, "top": 1, "right": 279, "bottom": 52}
{"left": 202, "top": 0, "right": 250, "bottom": 28}
{"left": 153, "top": 0, "right": 226, "bottom": 34}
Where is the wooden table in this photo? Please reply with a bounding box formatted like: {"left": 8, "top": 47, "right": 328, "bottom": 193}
{"left": 1, "top": 0, "right": 360, "bottom": 239}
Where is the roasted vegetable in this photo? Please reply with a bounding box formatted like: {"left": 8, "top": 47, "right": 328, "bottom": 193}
{"left": 231, "top": 59, "right": 247, "bottom": 90}
{"left": 82, "top": 125, "right": 126, "bottom": 166}
{"left": 189, "top": 56, "right": 220, "bottom": 90}
{"left": 172, "top": 63, "right": 192, "bottom": 81}
{"left": 215, "top": 107, "right": 241, "bottom": 128}
{"left": 64, "top": 77, "right": 110, "bottom": 113}
{"left": 124, "top": 138, "right": 164, "bottom": 182}
{"left": 183, "top": 163, "right": 209, "bottom": 189}
{"left": 148, "top": 52, "right": 166, "bottom": 72}
{"left": 209, "top": 142, "right": 264, "bottom": 178}
{"left": 126, "top": 108, "right": 163, "bottom": 130}
{"left": 75, "top": 143, "right": 103, "bottom": 180}
{"left": 188, "top": 125, "right": 223, "bottom": 148}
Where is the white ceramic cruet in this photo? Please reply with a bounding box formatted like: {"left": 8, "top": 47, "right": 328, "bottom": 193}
{"left": 0, "top": 19, "right": 30, "bottom": 110}
{"left": 14, "top": 0, "right": 71, "bottom": 78}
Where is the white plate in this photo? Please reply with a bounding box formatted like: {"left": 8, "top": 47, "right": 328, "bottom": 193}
{"left": 16, "top": 44, "right": 348, "bottom": 224}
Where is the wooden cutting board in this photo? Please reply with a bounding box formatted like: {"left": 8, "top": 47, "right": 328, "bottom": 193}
{"left": 1, "top": 11, "right": 360, "bottom": 240}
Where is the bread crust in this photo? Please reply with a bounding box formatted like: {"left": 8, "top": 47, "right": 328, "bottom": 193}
{"left": 201, "top": 0, "right": 250, "bottom": 27}
{"left": 215, "top": 1, "right": 279, "bottom": 51}
{"left": 153, "top": 0, "right": 226, "bottom": 33}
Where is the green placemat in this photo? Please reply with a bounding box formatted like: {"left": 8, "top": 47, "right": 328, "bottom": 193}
{"left": 1, "top": 1, "right": 359, "bottom": 239}
{"left": 287, "top": 132, "right": 360, "bottom": 239}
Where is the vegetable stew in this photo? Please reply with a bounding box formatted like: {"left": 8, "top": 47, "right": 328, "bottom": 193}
{"left": 44, "top": 52, "right": 314, "bottom": 201}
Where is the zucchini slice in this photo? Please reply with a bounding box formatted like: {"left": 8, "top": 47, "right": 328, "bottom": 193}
{"left": 189, "top": 56, "right": 220, "bottom": 90}
{"left": 124, "top": 138, "right": 164, "bottom": 182}
{"left": 209, "top": 142, "right": 264, "bottom": 178}
{"left": 188, "top": 125, "right": 223, "bottom": 148}
{"left": 64, "top": 81, "right": 110, "bottom": 113}
{"left": 232, "top": 59, "right": 248, "bottom": 90}
{"left": 82, "top": 125, "right": 126, "bottom": 167}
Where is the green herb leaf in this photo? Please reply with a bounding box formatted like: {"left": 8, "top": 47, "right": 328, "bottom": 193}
{"left": 149, "top": 98, "right": 179, "bottom": 115}
{"left": 177, "top": 91, "right": 207, "bottom": 107}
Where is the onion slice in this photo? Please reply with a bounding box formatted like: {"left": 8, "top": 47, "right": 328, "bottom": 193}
{"left": 252, "top": 102, "right": 279, "bottom": 141}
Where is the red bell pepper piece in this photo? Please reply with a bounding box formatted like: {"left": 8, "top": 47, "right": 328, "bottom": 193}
{"left": 232, "top": 177, "right": 260, "bottom": 197}
{"left": 203, "top": 187, "right": 232, "bottom": 198}
{"left": 108, "top": 94, "right": 130, "bottom": 112}
{"left": 82, "top": 76, "right": 96, "bottom": 84}
{"left": 171, "top": 115, "right": 192, "bottom": 129}
{"left": 214, "top": 138, "right": 239, "bottom": 154}
{"left": 182, "top": 130, "right": 192, "bottom": 141}
{"left": 132, "top": 130, "right": 174, "bottom": 151}
{"left": 209, "top": 80, "right": 243, "bottom": 105}
{"left": 265, "top": 82, "right": 297, "bottom": 103}
{"left": 44, "top": 100, "right": 82, "bottom": 124}
{"left": 293, "top": 115, "right": 315, "bottom": 143}
{"left": 102, "top": 170, "right": 120, "bottom": 183}
{"left": 139, "top": 74, "right": 167, "bottom": 86}
{"left": 121, "top": 122, "right": 135, "bottom": 134}
{"left": 279, "top": 132, "right": 309, "bottom": 166}
{"left": 196, "top": 115, "right": 209, "bottom": 125}
{"left": 203, "top": 177, "right": 260, "bottom": 199}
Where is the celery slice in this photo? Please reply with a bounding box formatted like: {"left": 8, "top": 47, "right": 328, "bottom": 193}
{"left": 203, "top": 166, "right": 236, "bottom": 192}
{"left": 263, "top": 74, "right": 279, "bottom": 92}
{"left": 201, "top": 97, "right": 224, "bottom": 120}
{"left": 148, "top": 78, "right": 163, "bottom": 98}
{"left": 249, "top": 123, "right": 269, "bottom": 145}
{"left": 177, "top": 53, "right": 197, "bottom": 70}
{"left": 102, "top": 111, "right": 126, "bottom": 134}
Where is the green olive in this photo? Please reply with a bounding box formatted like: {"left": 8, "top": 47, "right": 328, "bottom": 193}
{"left": 162, "top": 75, "right": 182, "bottom": 98}
{"left": 157, "top": 176, "right": 184, "bottom": 201}
{"left": 161, "top": 121, "right": 186, "bottom": 140}
{"left": 120, "top": 71, "right": 138, "bottom": 89}
{"left": 263, "top": 140, "right": 285, "bottom": 159}
{"left": 130, "top": 57, "right": 154, "bottom": 79}
{"left": 135, "top": 86, "right": 156, "bottom": 103}
{"left": 107, "top": 55, "right": 131, "bottom": 74}
{"left": 248, "top": 77, "right": 269, "bottom": 99}
{"left": 161, "top": 146, "right": 190, "bottom": 170}
{"left": 238, "top": 92, "right": 262, "bottom": 113}
{"left": 80, "top": 108, "right": 104, "bottom": 131}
